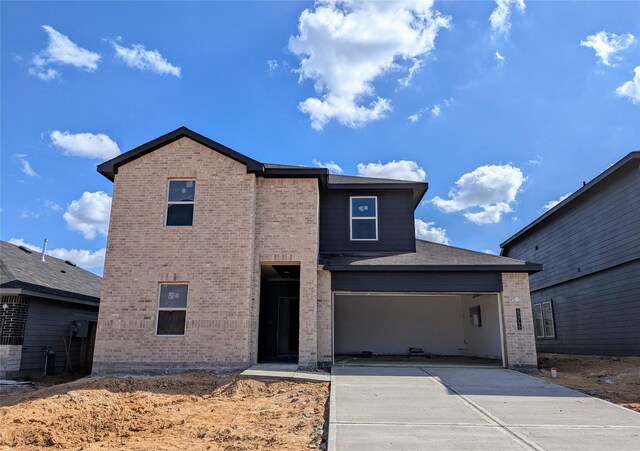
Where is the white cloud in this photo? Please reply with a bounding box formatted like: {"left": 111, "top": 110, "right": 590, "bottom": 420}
{"left": 408, "top": 97, "right": 454, "bottom": 123}
{"left": 432, "top": 164, "right": 525, "bottom": 224}
{"left": 63, "top": 191, "right": 112, "bottom": 240}
{"left": 30, "top": 25, "right": 100, "bottom": 79}
{"left": 415, "top": 219, "right": 449, "bottom": 245}
{"left": 543, "top": 192, "right": 571, "bottom": 211}
{"left": 357, "top": 160, "right": 426, "bottom": 182}
{"left": 495, "top": 51, "right": 505, "bottom": 62}
{"left": 113, "top": 42, "right": 181, "bottom": 77}
{"left": 490, "top": 0, "right": 525, "bottom": 36}
{"left": 580, "top": 31, "right": 635, "bottom": 67}
{"left": 28, "top": 67, "right": 60, "bottom": 80}
{"left": 528, "top": 155, "right": 542, "bottom": 165}
{"left": 464, "top": 202, "right": 513, "bottom": 224}
{"left": 8, "top": 238, "right": 105, "bottom": 270}
{"left": 20, "top": 208, "right": 40, "bottom": 219}
{"left": 616, "top": 66, "right": 640, "bottom": 104}
{"left": 267, "top": 59, "right": 279, "bottom": 73}
{"left": 50, "top": 130, "right": 121, "bottom": 160}
{"left": 19, "top": 158, "right": 38, "bottom": 177}
{"left": 45, "top": 200, "right": 62, "bottom": 211}
{"left": 312, "top": 159, "right": 344, "bottom": 174}
{"left": 289, "top": 1, "right": 451, "bottom": 130}
{"left": 481, "top": 249, "right": 497, "bottom": 255}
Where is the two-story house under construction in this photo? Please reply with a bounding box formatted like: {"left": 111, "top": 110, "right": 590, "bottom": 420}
{"left": 93, "top": 127, "right": 541, "bottom": 374}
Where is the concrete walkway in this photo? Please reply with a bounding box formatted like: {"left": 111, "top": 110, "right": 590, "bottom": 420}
{"left": 239, "top": 363, "right": 330, "bottom": 382}
{"left": 329, "top": 365, "right": 640, "bottom": 450}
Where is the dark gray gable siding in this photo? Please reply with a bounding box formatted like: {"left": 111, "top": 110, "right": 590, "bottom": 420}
{"left": 320, "top": 189, "right": 416, "bottom": 253}
{"left": 20, "top": 297, "right": 98, "bottom": 372}
{"left": 332, "top": 271, "right": 503, "bottom": 292}
{"left": 503, "top": 164, "right": 639, "bottom": 290}
{"left": 503, "top": 161, "right": 640, "bottom": 356}
{"left": 532, "top": 260, "right": 640, "bottom": 356}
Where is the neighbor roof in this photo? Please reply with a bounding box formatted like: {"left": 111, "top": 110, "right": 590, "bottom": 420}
{"left": 500, "top": 151, "right": 640, "bottom": 252}
{"left": 0, "top": 241, "right": 102, "bottom": 305}
{"left": 97, "top": 126, "right": 429, "bottom": 207}
{"left": 321, "top": 239, "right": 542, "bottom": 273}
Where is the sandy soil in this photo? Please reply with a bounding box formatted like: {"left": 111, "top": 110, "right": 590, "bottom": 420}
{"left": 537, "top": 353, "right": 640, "bottom": 412}
{"left": 0, "top": 372, "right": 329, "bottom": 450}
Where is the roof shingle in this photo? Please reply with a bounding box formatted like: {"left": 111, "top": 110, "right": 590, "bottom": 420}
{"left": 0, "top": 241, "right": 102, "bottom": 304}
{"left": 321, "top": 239, "right": 541, "bottom": 272}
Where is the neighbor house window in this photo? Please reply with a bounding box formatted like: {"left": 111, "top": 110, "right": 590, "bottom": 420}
{"left": 533, "top": 304, "right": 544, "bottom": 338}
{"left": 157, "top": 284, "right": 188, "bottom": 335}
{"left": 166, "top": 180, "right": 195, "bottom": 226}
{"left": 533, "top": 301, "right": 555, "bottom": 339}
{"left": 350, "top": 196, "right": 378, "bottom": 240}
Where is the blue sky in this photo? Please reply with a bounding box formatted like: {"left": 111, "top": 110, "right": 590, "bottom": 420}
{"left": 1, "top": 1, "right": 639, "bottom": 274}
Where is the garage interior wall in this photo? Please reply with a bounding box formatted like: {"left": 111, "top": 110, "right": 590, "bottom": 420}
{"left": 461, "top": 295, "right": 502, "bottom": 360}
{"left": 334, "top": 294, "right": 502, "bottom": 360}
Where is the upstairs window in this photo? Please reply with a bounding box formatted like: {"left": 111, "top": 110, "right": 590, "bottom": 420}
{"left": 157, "top": 284, "right": 188, "bottom": 336}
{"left": 166, "top": 180, "right": 195, "bottom": 226}
{"left": 350, "top": 196, "right": 378, "bottom": 240}
{"left": 533, "top": 301, "right": 555, "bottom": 339}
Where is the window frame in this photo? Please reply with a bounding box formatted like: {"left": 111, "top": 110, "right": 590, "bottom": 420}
{"left": 533, "top": 300, "right": 556, "bottom": 339}
{"left": 532, "top": 303, "right": 545, "bottom": 338}
{"left": 165, "top": 179, "right": 196, "bottom": 227}
{"left": 541, "top": 300, "right": 556, "bottom": 339}
{"left": 155, "top": 283, "right": 188, "bottom": 337}
{"left": 349, "top": 196, "right": 378, "bottom": 241}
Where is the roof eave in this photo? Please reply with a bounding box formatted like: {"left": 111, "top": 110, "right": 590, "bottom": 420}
{"left": 501, "top": 150, "right": 640, "bottom": 250}
{"left": 327, "top": 181, "right": 428, "bottom": 209}
{"left": 0, "top": 287, "right": 101, "bottom": 306}
{"left": 262, "top": 167, "right": 328, "bottom": 178}
{"left": 97, "top": 126, "right": 264, "bottom": 181}
{"left": 323, "top": 263, "right": 543, "bottom": 274}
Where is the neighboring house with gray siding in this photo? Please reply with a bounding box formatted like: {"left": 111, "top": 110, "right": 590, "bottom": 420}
{"left": 0, "top": 240, "right": 101, "bottom": 377}
{"left": 92, "top": 127, "right": 542, "bottom": 375}
{"left": 501, "top": 151, "right": 640, "bottom": 356}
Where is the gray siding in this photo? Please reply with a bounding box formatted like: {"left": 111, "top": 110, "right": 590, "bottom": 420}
{"left": 332, "top": 271, "right": 503, "bottom": 293}
{"left": 320, "top": 189, "right": 416, "bottom": 253}
{"left": 532, "top": 260, "right": 640, "bottom": 356}
{"left": 503, "top": 163, "right": 640, "bottom": 356}
{"left": 20, "top": 297, "right": 98, "bottom": 373}
{"left": 504, "top": 164, "right": 640, "bottom": 290}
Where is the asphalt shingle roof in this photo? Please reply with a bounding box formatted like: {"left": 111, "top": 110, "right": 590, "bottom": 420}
{"left": 321, "top": 239, "right": 541, "bottom": 272}
{"left": 0, "top": 241, "right": 101, "bottom": 304}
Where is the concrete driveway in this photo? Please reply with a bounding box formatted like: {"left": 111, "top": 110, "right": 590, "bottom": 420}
{"left": 329, "top": 365, "right": 640, "bottom": 450}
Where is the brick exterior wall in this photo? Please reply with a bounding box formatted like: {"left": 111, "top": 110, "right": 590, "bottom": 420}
{"left": 92, "top": 136, "right": 539, "bottom": 374}
{"left": 0, "top": 345, "right": 22, "bottom": 377}
{"left": 316, "top": 269, "right": 332, "bottom": 365}
{"left": 254, "top": 178, "right": 319, "bottom": 368}
{"left": 93, "top": 137, "right": 320, "bottom": 375}
{"left": 0, "top": 295, "right": 29, "bottom": 346}
{"left": 501, "top": 272, "right": 538, "bottom": 371}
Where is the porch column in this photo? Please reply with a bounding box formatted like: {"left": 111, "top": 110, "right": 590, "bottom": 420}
{"left": 501, "top": 272, "right": 538, "bottom": 372}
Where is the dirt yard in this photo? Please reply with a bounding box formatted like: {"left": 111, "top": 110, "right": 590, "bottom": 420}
{"left": 0, "top": 372, "right": 329, "bottom": 450}
{"left": 537, "top": 353, "right": 640, "bottom": 412}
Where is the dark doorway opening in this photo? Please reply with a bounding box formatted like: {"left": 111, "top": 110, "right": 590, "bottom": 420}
{"left": 258, "top": 264, "right": 300, "bottom": 363}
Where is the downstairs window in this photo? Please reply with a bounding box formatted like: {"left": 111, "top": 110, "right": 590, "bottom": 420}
{"left": 157, "top": 284, "right": 188, "bottom": 336}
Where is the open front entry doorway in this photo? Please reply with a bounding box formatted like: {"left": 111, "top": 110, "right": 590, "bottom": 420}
{"left": 258, "top": 264, "right": 300, "bottom": 363}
